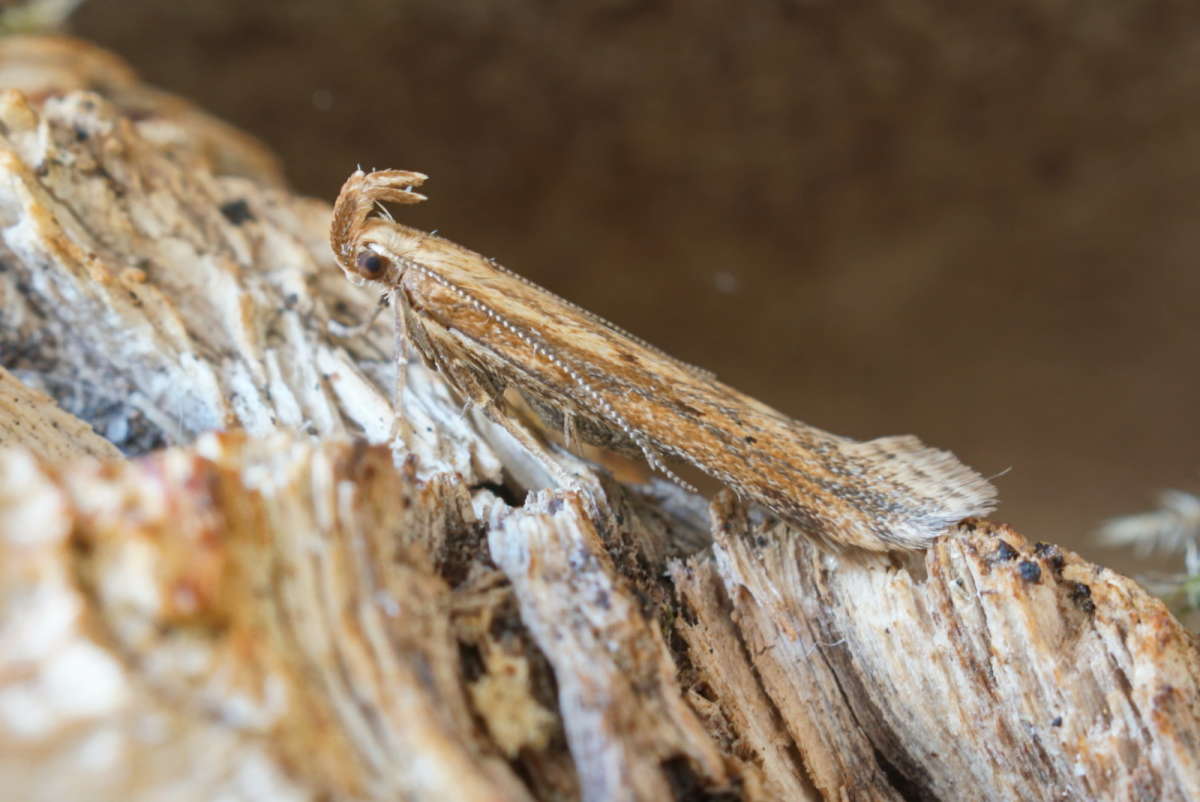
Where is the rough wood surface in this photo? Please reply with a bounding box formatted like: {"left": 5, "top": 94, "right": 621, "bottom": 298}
{"left": 0, "top": 363, "right": 118, "bottom": 458}
{"left": 1, "top": 35, "right": 1198, "bottom": 801}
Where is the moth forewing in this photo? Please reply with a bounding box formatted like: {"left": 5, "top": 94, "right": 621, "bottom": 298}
{"left": 332, "top": 169, "right": 998, "bottom": 551}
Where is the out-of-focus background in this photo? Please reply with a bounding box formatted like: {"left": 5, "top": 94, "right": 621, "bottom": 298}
{"left": 68, "top": 1, "right": 1197, "bottom": 572}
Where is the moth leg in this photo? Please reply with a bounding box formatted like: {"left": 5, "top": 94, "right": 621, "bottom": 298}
{"left": 388, "top": 293, "right": 415, "bottom": 446}
{"left": 486, "top": 401, "right": 606, "bottom": 509}
{"left": 561, "top": 409, "right": 580, "bottom": 451}
{"left": 492, "top": 407, "right": 576, "bottom": 485}
{"left": 328, "top": 292, "right": 389, "bottom": 339}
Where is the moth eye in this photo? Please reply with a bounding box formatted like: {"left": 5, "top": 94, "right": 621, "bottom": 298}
{"left": 355, "top": 250, "right": 388, "bottom": 277}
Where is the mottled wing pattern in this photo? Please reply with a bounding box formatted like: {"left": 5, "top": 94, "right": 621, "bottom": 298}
{"left": 353, "top": 217, "right": 996, "bottom": 551}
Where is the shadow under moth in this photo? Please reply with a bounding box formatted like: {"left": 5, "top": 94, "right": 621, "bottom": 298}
{"left": 330, "top": 169, "right": 997, "bottom": 551}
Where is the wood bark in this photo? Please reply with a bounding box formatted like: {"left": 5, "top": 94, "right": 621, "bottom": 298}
{"left": 0, "top": 35, "right": 1197, "bottom": 802}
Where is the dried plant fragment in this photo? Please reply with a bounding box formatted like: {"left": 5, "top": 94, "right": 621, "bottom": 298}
{"left": 1098, "top": 489, "right": 1200, "bottom": 621}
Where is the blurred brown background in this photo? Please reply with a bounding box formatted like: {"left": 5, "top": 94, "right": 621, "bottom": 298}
{"left": 71, "top": 1, "right": 1198, "bottom": 570}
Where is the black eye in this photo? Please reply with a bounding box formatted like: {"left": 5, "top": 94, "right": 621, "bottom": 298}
{"left": 356, "top": 250, "right": 387, "bottom": 277}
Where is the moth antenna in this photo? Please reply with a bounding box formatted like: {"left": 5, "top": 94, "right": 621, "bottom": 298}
{"left": 481, "top": 255, "right": 717, "bottom": 381}
{"left": 399, "top": 259, "right": 698, "bottom": 494}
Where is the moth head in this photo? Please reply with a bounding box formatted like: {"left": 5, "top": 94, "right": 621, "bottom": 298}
{"left": 331, "top": 168, "right": 427, "bottom": 286}
{"left": 335, "top": 215, "right": 406, "bottom": 285}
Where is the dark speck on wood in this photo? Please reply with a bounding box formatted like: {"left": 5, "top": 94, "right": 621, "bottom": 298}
{"left": 220, "top": 199, "right": 255, "bottom": 226}
{"left": 1017, "top": 560, "right": 1042, "bottom": 583}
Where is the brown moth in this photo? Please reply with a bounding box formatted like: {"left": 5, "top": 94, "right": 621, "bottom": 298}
{"left": 330, "top": 169, "right": 997, "bottom": 551}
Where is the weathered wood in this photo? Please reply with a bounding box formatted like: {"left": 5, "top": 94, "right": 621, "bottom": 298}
{"left": 682, "top": 496, "right": 1200, "bottom": 800}
{"left": 0, "top": 363, "right": 118, "bottom": 458}
{"left": 1, "top": 34, "right": 1198, "bottom": 802}
{"left": 0, "top": 435, "right": 534, "bottom": 801}
{"left": 487, "top": 492, "right": 728, "bottom": 801}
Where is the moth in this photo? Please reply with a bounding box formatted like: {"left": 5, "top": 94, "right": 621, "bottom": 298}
{"left": 330, "top": 169, "right": 997, "bottom": 551}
